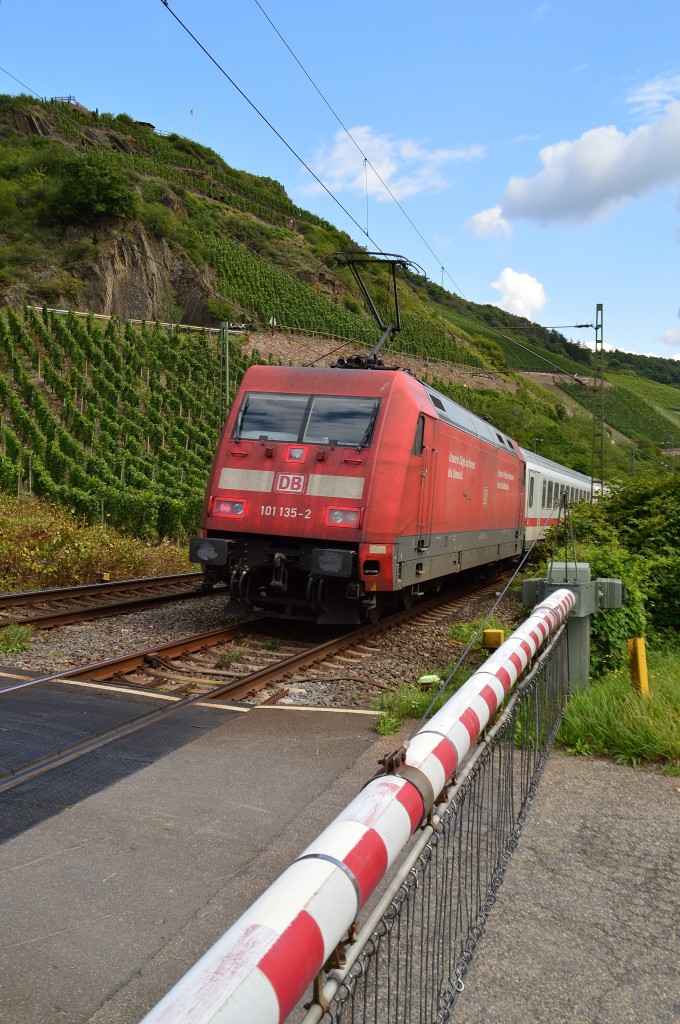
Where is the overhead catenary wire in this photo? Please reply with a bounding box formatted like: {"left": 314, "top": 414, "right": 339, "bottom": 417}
{"left": 0, "top": 64, "right": 43, "bottom": 98}
{"left": 248, "top": 3, "right": 605, "bottom": 383}
{"left": 251, "top": 0, "right": 465, "bottom": 295}
{"left": 158, "top": 0, "right": 385, "bottom": 253}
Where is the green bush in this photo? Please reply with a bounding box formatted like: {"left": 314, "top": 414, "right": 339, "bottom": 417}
{"left": 51, "top": 153, "right": 137, "bottom": 223}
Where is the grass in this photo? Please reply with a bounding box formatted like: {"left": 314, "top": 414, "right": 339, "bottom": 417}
{"left": 374, "top": 666, "right": 476, "bottom": 735}
{"left": 0, "top": 623, "right": 33, "bottom": 654}
{"left": 375, "top": 610, "right": 680, "bottom": 778}
{"left": 214, "top": 644, "right": 249, "bottom": 669}
{"left": 556, "top": 641, "right": 680, "bottom": 772}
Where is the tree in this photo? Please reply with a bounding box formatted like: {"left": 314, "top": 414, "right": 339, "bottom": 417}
{"left": 52, "top": 154, "right": 136, "bottom": 223}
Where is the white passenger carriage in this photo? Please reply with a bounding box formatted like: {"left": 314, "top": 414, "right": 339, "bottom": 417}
{"left": 520, "top": 448, "right": 595, "bottom": 544}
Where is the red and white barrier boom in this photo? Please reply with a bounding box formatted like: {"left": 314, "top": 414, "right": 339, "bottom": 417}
{"left": 140, "top": 589, "right": 575, "bottom": 1024}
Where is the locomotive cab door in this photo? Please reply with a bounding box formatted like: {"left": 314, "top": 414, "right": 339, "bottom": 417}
{"left": 415, "top": 413, "right": 436, "bottom": 550}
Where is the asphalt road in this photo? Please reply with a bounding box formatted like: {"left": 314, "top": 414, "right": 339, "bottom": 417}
{"left": 456, "top": 750, "right": 680, "bottom": 1024}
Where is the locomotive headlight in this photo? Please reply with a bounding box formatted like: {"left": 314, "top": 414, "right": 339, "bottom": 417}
{"left": 325, "top": 507, "right": 360, "bottom": 527}
{"left": 212, "top": 497, "right": 246, "bottom": 517}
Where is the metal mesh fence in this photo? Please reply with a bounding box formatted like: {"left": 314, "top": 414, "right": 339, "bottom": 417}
{"left": 302, "top": 624, "right": 569, "bottom": 1024}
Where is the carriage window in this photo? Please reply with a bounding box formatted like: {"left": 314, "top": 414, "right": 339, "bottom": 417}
{"left": 235, "top": 392, "right": 380, "bottom": 448}
{"left": 528, "top": 476, "right": 535, "bottom": 508}
{"left": 412, "top": 414, "right": 425, "bottom": 456}
{"left": 547, "top": 480, "right": 554, "bottom": 506}
{"left": 541, "top": 479, "right": 547, "bottom": 509}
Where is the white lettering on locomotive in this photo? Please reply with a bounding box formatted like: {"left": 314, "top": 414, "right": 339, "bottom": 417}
{"left": 275, "top": 473, "right": 306, "bottom": 493}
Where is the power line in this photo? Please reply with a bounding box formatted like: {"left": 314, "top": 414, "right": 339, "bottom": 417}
{"left": 251, "top": 0, "right": 466, "bottom": 297}
{"left": 247, "top": 2, "right": 602, "bottom": 382}
{"left": 158, "top": 0, "right": 383, "bottom": 252}
{"left": 0, "top": 64, "right": 43, "bottom": 99}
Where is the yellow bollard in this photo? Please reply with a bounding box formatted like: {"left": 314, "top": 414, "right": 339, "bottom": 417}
{"left": 628, "top": 637, "right": 649, "bottom": 697}
{"left": 482, "top": 629, "right": 505, "bottom": 649}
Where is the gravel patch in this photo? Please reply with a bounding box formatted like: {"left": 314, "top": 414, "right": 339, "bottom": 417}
{"left": 2, "top": 593, "right": 236, "bottom": 676}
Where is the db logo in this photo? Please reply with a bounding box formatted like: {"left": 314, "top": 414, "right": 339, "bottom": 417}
{"left": 275, "top": 473, "right": 306, "bottom": 493}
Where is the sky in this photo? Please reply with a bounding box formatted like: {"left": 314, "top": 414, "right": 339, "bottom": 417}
{"left": 1, "top": 0, "right": 679, "bottom": 360}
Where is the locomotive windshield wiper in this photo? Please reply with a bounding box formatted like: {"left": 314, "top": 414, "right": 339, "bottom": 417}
{"left": 234, "top": 396, "right": 249, "bottom": 440}
{"left": 357, "top": 404, "right": 379, "bottom": 449}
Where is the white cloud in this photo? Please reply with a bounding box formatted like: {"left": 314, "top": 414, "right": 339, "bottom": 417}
{"left": 660, "top": 328, "right": 680, "bottom": 348}
{"left": 466, "top": 205, "right": 511, "bottom": 237}
{"left": 627, "top": 73, "right": 680, "bottom": 117}
{"left": 306, "top": 126, "right": 484, "bottom": 201}
{"left": 469, "top": 94, "right": 680, "bottom": 228}
{"left": 501, "top": 102, "right": 680, "bottom": 224}
{"left": 490, "top": 268, "right": 547, "bottom": 318}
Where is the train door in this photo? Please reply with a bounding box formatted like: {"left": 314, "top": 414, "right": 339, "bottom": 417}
{"left": 525, "top": 470, "right": 540, "bottom": 542}
{"left": 528, "top": 471, "right": 537, "bottom": 520}
{"left": 416, "top": 414, "right": 437, "bottom": 550}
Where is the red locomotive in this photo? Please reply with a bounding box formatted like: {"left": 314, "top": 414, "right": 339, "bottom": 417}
{"left": 189, "top": 253, "right": 592, "bottom": 623}
{"left": 189, "top": 363, "right": 527, "bottom": 623}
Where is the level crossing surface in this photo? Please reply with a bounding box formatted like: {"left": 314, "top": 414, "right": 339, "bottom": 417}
{"left": 0, "top": 666, "right": 383, "bottom": 1024}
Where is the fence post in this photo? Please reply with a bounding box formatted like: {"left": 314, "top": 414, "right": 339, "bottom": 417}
{"left": 522, "top": 562, "right": 625, "bottom": 689}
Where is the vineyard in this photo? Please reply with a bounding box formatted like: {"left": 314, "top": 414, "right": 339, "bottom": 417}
{"left": 557, "top": 379, "right": 680, "bottom": 448}
{"left": 606, "top": 372, "right": 680, "bottom": 433}
{"left": 0, "top": 306, "right": 264, "bottom": 538}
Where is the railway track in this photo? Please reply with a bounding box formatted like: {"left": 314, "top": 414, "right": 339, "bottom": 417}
{"left": 0, "top": 572, "right": 212, "bottom": 629}
{"left": 0, "top": 575, "right": 509, "bottom": 795}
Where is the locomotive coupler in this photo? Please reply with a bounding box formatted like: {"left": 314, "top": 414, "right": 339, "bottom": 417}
{"left": 270, "top": 552, "right": 288, "bottom": 591}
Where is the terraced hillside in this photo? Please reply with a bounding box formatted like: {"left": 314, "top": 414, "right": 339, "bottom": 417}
{"left": 2, "top": 94, "right": 679, "bottom": 526}
{"left": 2, "top": 92, "right": 664, "bottom": 384}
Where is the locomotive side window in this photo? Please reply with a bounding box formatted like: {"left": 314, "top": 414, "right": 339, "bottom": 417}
{"left": 235, "top": 392, "right": 380, "bottom": 447}
{"left": 412, "top": 414, "right": 425, "bottom": 456}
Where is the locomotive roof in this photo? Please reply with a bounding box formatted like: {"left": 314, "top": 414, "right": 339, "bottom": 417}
{"left": 422, "top": 384, "right": 519, "bottom": 457}
{"left": 240, "top": 365, "right": 520, "bottom": 458}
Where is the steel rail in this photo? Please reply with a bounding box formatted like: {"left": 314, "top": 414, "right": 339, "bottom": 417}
{"left": 0, "top": 621, "right": 261, "bottom": 694}
{"left": 0, "top": 571, "right": 202, "bottom": 609}
{"left": 31, "top": 574, "right": 504, "bottom": 688}
{"left": 0, "top": 577, "right": 508, "bottom": 794}
{"left": 1, "top": 586, "right": 216, "bottom": 630}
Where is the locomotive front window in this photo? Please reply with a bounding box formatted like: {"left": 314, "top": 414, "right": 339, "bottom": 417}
{"left": 303, "top": 396, "right": 379, "bottom": 447}
{"left": 235, "top": 393, "right": 380, "bottom": 447}
{"left": 236, "top": 393, "right": 309, "bottom": 441}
